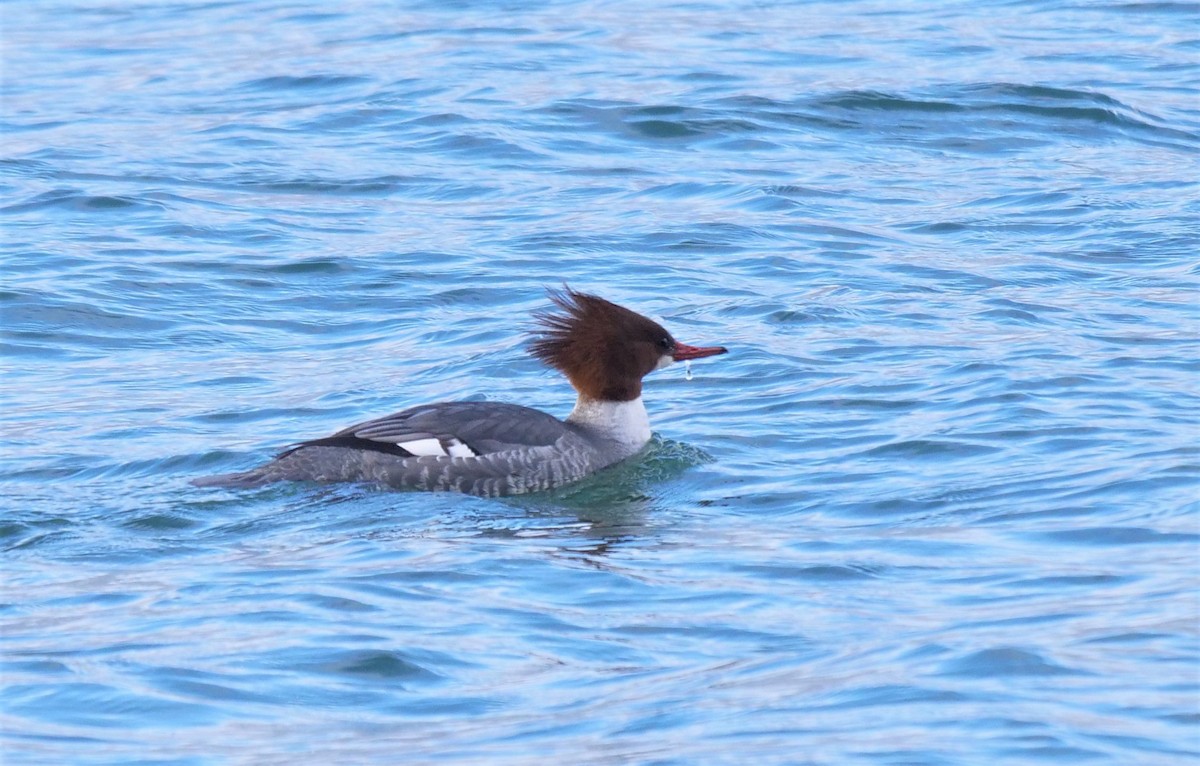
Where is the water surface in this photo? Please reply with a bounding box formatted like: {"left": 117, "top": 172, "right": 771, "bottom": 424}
{"left": 3, "top": 1, "right": 1199, "bottom": 763}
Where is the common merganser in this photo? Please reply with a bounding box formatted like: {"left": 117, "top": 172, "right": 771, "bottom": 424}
{"left": 194, "top": 289, "right": 727, "bottom": 496}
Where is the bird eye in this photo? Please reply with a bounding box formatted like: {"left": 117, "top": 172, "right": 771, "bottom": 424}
{"left": 657, "top": 336, "right": 673, "bottom": 351}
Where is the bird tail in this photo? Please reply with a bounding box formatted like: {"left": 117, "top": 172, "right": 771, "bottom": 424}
{"left": 190, "top": 469, "right": 270, "bottom": 488}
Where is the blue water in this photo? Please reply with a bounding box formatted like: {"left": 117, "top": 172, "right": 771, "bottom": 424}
{"left": 3, "top": 0, "right": 1199, "bottom": 763}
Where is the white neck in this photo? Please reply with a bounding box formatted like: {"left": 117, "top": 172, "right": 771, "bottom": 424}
{"left": 567, "top": 396, "right": 651, "bottom": 447}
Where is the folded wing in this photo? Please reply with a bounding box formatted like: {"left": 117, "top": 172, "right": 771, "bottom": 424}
{"left": 282, "top": 401, "right": 571, "bottom": 460}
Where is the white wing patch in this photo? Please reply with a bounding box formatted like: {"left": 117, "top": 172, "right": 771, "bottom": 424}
{"left": 348, "top": 417, "right": 482, "bottom": 458}
{"left": 398, "top": 437, "right": 448, "bottom": 456}
{"left": 385, "top": 435, "right": 478, "bottom": 458}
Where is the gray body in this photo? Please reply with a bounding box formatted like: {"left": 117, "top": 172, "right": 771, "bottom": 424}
{"left": 193, "top": 401, "right": 648, "bottom": 497}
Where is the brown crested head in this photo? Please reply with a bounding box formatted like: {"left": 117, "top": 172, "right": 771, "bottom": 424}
{"left": 530, "top": 288, "right": 673, "bottom": 401}
{"left": 529, "top": 288, "right": 727, "bottom": 401}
